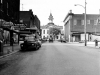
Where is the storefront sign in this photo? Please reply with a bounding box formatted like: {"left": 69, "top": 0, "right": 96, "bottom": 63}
{"left": 2, "top": 21, "right": 13, "bottom": 29}
{"left": 14, "top": 24, "right": 26, "bottom": 30}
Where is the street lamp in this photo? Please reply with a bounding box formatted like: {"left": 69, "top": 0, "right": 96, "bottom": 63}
{"left": 75, "top": 0, "right": 87, "bottom": 46}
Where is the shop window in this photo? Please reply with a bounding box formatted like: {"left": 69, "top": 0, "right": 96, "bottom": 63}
{"left": 3, "top": 30, "right": 10, "bottom": 44}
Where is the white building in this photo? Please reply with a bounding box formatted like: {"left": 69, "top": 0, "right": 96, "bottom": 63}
{"left": 41, "top": 13, "right": 63, "bottom": 40}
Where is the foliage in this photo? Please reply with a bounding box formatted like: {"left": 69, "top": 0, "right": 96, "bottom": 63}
{"left": 49, "top": 28, "right": 61, "bottom": 36}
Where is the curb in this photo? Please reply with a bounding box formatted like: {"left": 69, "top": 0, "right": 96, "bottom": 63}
{"left": 86, "top": 46, "right": 100, "bottom": 49}
{"left": 67, "top": 43, "right": 100, "bottom": 49}
{"left": 0, "top": 50, "right": 19, "bottom": 59}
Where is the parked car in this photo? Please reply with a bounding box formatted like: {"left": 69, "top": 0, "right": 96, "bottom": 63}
{"left": 20, "top": 40, "right": 39, "bottom": 51}
{"left": 36, "top": 39, "right": 42, "bottom": 48}
{"left": 61, "top": 38, "right": 66, "bottom": 43}
{"left": 41, "top": 38, "right": 47, "bottom": 43}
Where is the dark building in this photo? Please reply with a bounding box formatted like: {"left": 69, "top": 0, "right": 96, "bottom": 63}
{"left": 0, "top": 0, "right": 20, "bottom": 43}
{"left": 0, "top": 0, "right": 20, "bottom": 23}
{"left": 34, "top": 15, "right": 41, "bottom": 32}
{"left": 20, "top": 10, "right": 35, "bottom": 28}
{"left": 0, "top": 0, "right": 20, "bottom": 55}
{"left": 63, "top": 10, "right": 100, "bottom": 42}
{"left": 20, "top": 9, "right": 41, "bottom": 34}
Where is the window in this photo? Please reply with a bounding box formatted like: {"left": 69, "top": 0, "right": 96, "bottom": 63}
{"left": 43, "top": 36, "right": 45, "bottom": 39}
{"left": 43, "top": 30, "right": 45, "bottom": 34}
{"left": 94, "top": 20, "right": 97, "bottom": 25}
{"left": 81, "top": 20, "right": 84, "bottom": 25}
{"left": 47, "top": 30, "right": 49, "bottom": 34}
{"left": 73, "top": 20, "right": 77, "bottom": 25}
{"left": 97, "top": 17, "right": 100, "bottom": 24}
{"left": 87, "top": 20, "right": 90, "bottom": 24}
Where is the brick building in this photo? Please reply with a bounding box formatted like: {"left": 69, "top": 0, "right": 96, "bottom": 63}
{"left": 20, "top": 10, "right": 35, "bottom": 28}
{"left": 20, "top": 9, "right": 41, "bottom": 33}
{"left": 63, "top": 10, "right": 100, "bottom": 42}
{"left": 34, "top": 15, "right": 41, "bottom": 32}
{"left": 19, "top": 9, "right": 41, "bottom": 40}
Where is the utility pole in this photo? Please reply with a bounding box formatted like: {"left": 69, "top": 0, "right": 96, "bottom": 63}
{"left": 84, "top": 0, "right": 87, "bottom": 46}
{"left": 74, "top": 0, "right": 87, "bottom": 46}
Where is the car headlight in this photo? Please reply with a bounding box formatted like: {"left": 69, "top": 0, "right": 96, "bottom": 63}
{"left": 32, "top": 44, "right": 34, "bottom": 46}
{"left": 21, "top": 44, "right": 23, "bottom": 47}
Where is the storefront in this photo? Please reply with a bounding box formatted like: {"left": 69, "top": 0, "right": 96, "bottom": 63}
{"left": 0, "top": 21, "right": 19, "bottom": 55}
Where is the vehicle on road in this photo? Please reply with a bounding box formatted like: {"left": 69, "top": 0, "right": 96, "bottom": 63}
{"left": 49, "top": 37, "right": 53, "bottom": 42}
{"left": 60, "top": 38, "right": 66, "bottom": 43}
{"left": 20, "top": 40, "right": 39, "bottom": 51}
{"left": 36, "top": 39, "right": 42, "bottom": 48}
{"left": 20, "top": 35, "right": 40, "bottom": 51}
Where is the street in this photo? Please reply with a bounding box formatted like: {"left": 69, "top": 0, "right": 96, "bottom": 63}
{"left": 0, "top": 42, "right": 100, "bottom": 75}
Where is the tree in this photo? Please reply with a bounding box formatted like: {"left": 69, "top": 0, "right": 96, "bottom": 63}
{"left": 49, "top": 28, "right": 61, "bottom": 36}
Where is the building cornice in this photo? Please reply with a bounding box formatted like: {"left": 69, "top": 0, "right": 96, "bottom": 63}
{"left": 63, "top": 11, "right": 74, "bottom": 22}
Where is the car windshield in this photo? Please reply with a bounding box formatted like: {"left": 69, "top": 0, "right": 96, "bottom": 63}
{"left": 25, "top": 36, "right": 35, "bottom": 42}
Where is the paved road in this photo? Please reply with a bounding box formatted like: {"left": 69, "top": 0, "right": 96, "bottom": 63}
{"left": 0, "top": 42, "right": 100, "bottom": 75}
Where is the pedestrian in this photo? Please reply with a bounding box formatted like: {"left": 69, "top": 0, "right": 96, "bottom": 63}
{"left": 95, "top": 39, "right": 98, "bottom": 47}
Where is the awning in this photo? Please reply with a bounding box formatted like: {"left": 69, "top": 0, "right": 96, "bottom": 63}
{"left": 19, "top": 31, "right": 32, "bottom": 34}
{"left": 1, "top": 26, "right": 19, "bottom": 34}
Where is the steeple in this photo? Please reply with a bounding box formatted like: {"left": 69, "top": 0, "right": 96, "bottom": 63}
{"left": 48, "top": 13, "right": 54, "bottom": 23}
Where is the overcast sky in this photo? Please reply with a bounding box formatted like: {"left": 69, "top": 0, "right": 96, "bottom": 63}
{"left": 20, "top": 0, "right": 100, "bottom": 26}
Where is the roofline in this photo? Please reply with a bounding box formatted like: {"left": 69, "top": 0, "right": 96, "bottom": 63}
{"left": 63, "top": 13, "right": 100, "bottom": 22}
{"left": 72, "top": 14, "right": 100, "bottom": 15}
{"left": 63, "top": 13, "right": 74, "bottom": 22}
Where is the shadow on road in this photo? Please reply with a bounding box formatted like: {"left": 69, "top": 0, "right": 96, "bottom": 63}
{"left": 0, "top": 61, "right": 10, "bottom": 71}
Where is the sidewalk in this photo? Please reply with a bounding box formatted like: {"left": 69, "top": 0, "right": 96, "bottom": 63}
{"left": 67, "top": 42, "right": 100, "bottom": 49}
{"left": 0, "top": 44, "right": 20, "bottom": 58}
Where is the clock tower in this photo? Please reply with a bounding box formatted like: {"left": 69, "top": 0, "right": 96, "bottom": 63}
{"left": 48, "top": 13, "right": 54, "bottom": 23}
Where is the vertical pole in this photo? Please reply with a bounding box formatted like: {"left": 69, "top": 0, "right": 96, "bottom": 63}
{"left": 69, "top": 20, "right": 70, "bottom": 42}
{"left": 84, "top": 0, "right": 87, "bottom": 46}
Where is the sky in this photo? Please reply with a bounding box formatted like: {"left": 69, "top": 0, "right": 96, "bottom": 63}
{"left": 20, "top": 0, "right": 100, "bottom": 26}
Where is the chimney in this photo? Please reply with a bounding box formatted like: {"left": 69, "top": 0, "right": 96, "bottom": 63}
{"left": 29, "top": 9, "right": 32, "bottom": 12}
{"left": 69, "top": 10, "right": 72, "bottom": 13}
{"left": 29, "top": 9, "right": 33, "bottom": 14}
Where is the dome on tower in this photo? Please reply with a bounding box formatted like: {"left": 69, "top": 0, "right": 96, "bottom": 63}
{"left": 48, "top": 13, "right": 54, "bottom": 23}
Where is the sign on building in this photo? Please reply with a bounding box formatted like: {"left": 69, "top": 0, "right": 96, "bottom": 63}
{"left": 14, "top": 24, "right": 26, "bottom": 30}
